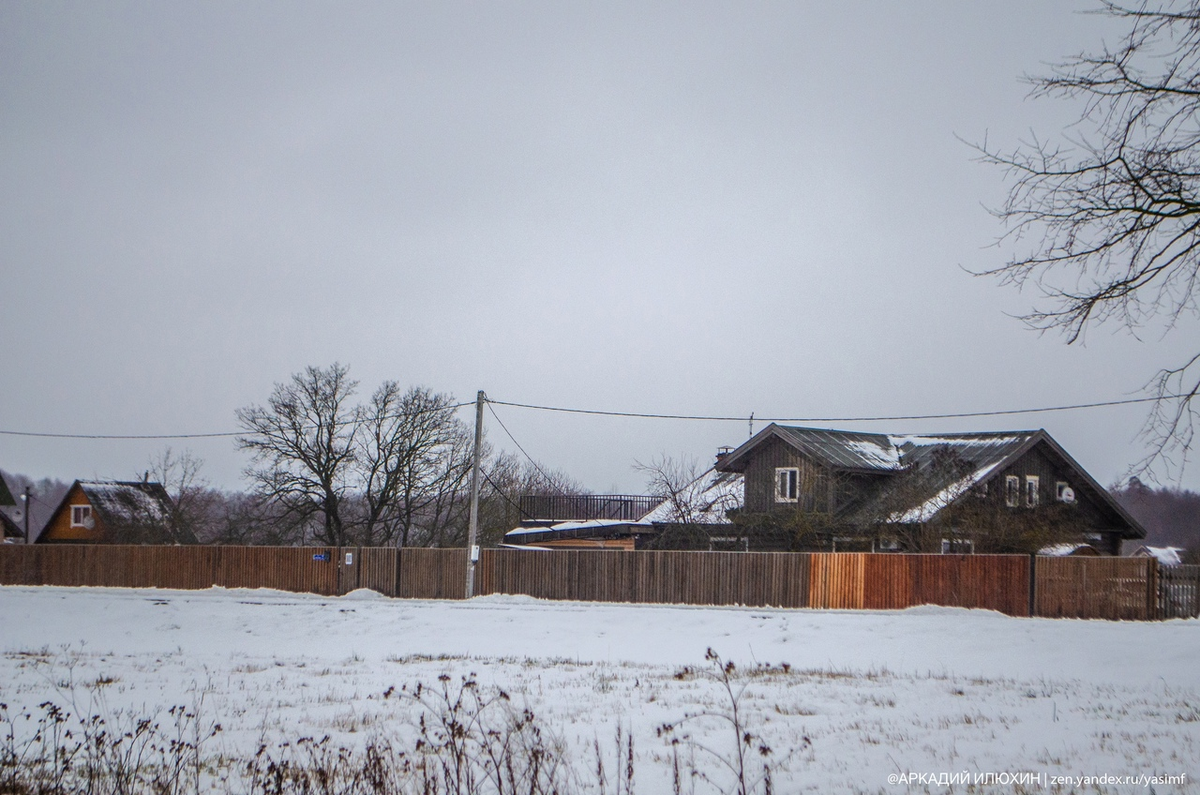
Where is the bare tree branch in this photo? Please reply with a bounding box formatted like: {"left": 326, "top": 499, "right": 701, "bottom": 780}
{"left": 975, "top": 0, "right": 1200, "bottom": 478}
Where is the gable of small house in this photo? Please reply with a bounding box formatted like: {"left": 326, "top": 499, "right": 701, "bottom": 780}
{"left": 38, "top": 480, "right": 190, "bottom": 544}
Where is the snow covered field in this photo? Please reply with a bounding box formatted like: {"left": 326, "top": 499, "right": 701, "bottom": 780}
{"left": 1, "top": 585, "right": 1197, "bottom": 792}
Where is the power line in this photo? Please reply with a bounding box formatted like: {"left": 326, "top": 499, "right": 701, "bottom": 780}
{"left": 486, "top": 403, "right": 571, "bottom": 495}
{"left": 480, "top": 467, "right": 535, "bottom": 521}
{"left": 0, "top": 401, "right": 475, "bottom": 441}
{"left": 486, "top": 393, "right": 1189, "bottom": 424}
{"left": 0, "top": 393, "right": 1188, "bottom": 441}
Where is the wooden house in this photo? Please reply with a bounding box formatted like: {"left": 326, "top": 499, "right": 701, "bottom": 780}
{"left": 36, "top": 480, "right": 195, "bottom": 545}
{"left": 713, "top": 424, "right": 1144, "bottom": 554}
{"left": 0, "top": 473, "right": 21, "bottom": 542}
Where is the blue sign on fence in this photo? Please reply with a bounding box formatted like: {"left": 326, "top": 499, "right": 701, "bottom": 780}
{"left": 313, "top": 553, "right": 330, "bottom": 562}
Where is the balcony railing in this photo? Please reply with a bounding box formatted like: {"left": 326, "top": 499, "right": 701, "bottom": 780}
{"left": 517, "top": 494, "right": 661, "bottom": 522}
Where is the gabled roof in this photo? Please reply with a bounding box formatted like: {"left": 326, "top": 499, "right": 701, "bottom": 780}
{"left": 716, "top": 424, "right": 1035, "bottom": 475}
{"left": 1, "top": 508, "right": 22, "bottom": 539}
{"left": 0, "top": 472, "right": 15, "bottom": 507}
{"left": 716, "top": 424, "right": 1145, "bottom": 539}
{"left": 41, "top": 480, "right": 195, "bottom": 544}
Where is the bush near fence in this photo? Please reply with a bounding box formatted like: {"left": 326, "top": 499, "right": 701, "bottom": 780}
{"left": 0, "top": 545, "right": 1179, "bottom": 620}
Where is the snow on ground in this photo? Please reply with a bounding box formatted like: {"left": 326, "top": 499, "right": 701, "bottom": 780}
{"left": 1, "top": 585, "right": 1197, "bottom": 792}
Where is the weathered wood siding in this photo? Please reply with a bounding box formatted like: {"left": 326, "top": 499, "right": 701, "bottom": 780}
{"left": 742, "top": 436, "right": 834, "bottom": 513}
{"left": 988, "top": 443, "right": 1125, "bottom": 553}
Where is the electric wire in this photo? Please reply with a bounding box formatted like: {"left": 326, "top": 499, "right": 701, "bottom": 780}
{"left": 486, "top": 393, "right": 1191, "bottom": 423}
{"left": 485, "top": 403, "right": 571, "bottom": 496}
{"left": 0, "top": 393, "right": 1190, "bottom": 441}
{"left": 0, "top": 401, "right": 474, "bottom": 441}
{"left": 480, "top": 467, "right": 536, "bottom": 521}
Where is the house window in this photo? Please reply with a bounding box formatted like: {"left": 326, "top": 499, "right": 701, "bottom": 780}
{"left": 709, "top": 536, "right": 749, "bottom": 552}
{"left": 941, "top": 538, "right": 974, "bottom": 554}
{"left": 1025, "top": 475, "right": 1040, "bottom": 508}
{"left": 1056, "top": 481, "right": 1075, "bottom": 503}
{"left": 1005, "top": 475, "right": 1020, "bottom": 507}
{"left": 775, "top": 468, "right": 799, "bottom": 503}
{"left": 70, "top": 505, "right": 92, "bottom": 527}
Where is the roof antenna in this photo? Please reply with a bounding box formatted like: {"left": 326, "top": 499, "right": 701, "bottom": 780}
{"left": 749, "top": 412, "right": 754, "bottom": 438}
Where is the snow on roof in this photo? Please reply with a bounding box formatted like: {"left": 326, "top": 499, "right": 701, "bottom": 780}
{"left": 887, "top": 461, "right": 1003, "bottom": 524}
{"left": 1134, "top": 546, "right": 1184, "bottom": 566}
{"left": 639, "top": 470, "right": 742, "bottom": 524}
{"left": 78, "top": 480, "right": 173, "bottom": 525}
{"left": 505, "top": 518, "right": 650, "bottom": 537}
{"left": 1038, "top": 543, "right": 1097, "bottom": 557}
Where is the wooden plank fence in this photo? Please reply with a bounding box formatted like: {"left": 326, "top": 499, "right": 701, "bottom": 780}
{"left": 0, "top": 544, "right": 341, "bottom": 595}
{"left": 1159, "top": 565, "right": 1200, "bottom": 619}
{"left": 0, "top": 545, "right": 1173, "bottom": 620}
{"left": 1033, "top": 556, "right": 1156, "bottom": 621}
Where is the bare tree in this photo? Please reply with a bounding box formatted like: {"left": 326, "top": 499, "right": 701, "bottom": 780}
{"left": 236, "top": 365, "right": 483, "bottom": 548}
{"left": 145, "top": 447, "right": 221, "bottom": 543}
{"left": 635, "top": 455, "right": 711, "bottom": 525}
{"left": 355, "top": 384, "right": 472, "bottom": 547}
{"left": 976, "top": 1, "right": 1200, "bottom": 478}
{"left": 236, "top": 364, "right": 359, "bottom": 546}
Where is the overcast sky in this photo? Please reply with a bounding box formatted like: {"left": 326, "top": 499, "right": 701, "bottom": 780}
{"left": 2, "top": 1, "right": 1197, "bottom": 495}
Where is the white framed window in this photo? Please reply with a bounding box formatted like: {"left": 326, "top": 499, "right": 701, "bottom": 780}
{"left": 1005, "top": 475, "right": 1020, "bottom": 507}
{"left": 709, "top": 536, "right": 749, "bottom": 552}
{"left": 70, "top": 505, "right": 92, "bottom": 528}
{"left": 1025, "top": 475, "right": 1040, "bottom": 508}
{"left": 775, "top": 467, "right": 799, "bottom": 503}
{"left": 941, "top": 538, "right": 974, "bottom": 554}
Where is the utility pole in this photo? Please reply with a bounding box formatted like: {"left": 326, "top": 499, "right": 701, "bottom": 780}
{"left": 22, "top": 487, "right": 31, "bottom": 544}
{"left": 464, "top": 390, "right": 485, "bottom": 598}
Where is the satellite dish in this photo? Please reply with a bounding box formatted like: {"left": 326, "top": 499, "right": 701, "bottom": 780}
{"left": 9, "top": 509, "right": 21, "bottom": 522}
{"left": 1061, "top": 487, "right": 1076, "bottom": 504}
{"left": 83, "top": 515, "right": 95, "bottom": 529}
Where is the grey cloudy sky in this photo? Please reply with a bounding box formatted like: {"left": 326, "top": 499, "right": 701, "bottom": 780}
{"left": 2, "top": 1, "right": 1196, "bottom": 493}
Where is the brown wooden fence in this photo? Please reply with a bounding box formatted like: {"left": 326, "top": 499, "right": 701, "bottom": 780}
{"left": 1033, "top": 556, "right": 1156, "bottom": 620}
{"left": 1159, "top": 564, "right": 1200, "bottom": 619}
{"left": 0, "top": 545, "right": 1169, "bottom": 620}
{"left": 0, "top": 544, "right": 342, "bottom": 594}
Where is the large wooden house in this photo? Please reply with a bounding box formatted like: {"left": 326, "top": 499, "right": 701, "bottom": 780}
{"left": 36, "top": 480, "right": 195, "bottom": 545}
{"left": 713, "top": 424, "right": 1145, "bottom": 554}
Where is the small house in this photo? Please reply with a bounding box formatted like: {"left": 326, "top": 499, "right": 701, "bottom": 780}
{"left": 36, "top": 480, "right": 194, "bottom": 545}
